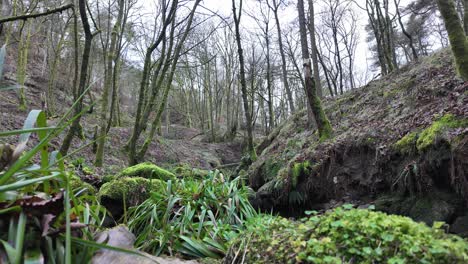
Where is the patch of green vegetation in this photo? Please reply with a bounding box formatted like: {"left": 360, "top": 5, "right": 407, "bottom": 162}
{"left": 416, "top": 114, "right": 468, "bottom": 151}
{"left": 394, "top": 131, "right": 418, "bottom": 154}
{"left": 291, "top": 161, "right": 310, "bottom": 188}
{"left": 118, "top": 162, "right": 176, "bottom": 181}
{"left": 264, "top": 159, "right": 283, "bottom": 180}
{"left": 383, "top": 89, "right": 400, "bottom": 98}
{"left": 98, "top": 177, "right": 165, "bottom": 209}
{"left": 128, "top": 172, "right": 256, "bottom": 259}
{"left": 228, "top": 207, "right": 468, "bottom": 263}
{"left": 394, "top": 114, "right": 468, "bottom": 154}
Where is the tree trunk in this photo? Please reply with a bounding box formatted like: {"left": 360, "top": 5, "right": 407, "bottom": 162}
{"left": 297, "top": 0, "right": 333, "bottom": 140}
{"left": 271, "top": 0, "right": 295, "bottom": 113}
{"left": 232, "top": 0, "right": 257, "bottom": 160}
{"left": 394, "top": 0, "right": 418, "bottom": 61}
{"left": 464, "top": 0, "right": 468, "bottom": 35}
{"left": 95, "top": 0, "right": 125, "bottom": 167}
{"left": 60, "top": 0, "right": 94, "bottom": 155}
{"left": 308, "top": 0, "right": 323, "bottom": 98}
{"left": 436, "top": 0, "right": 468, "bottom": 80}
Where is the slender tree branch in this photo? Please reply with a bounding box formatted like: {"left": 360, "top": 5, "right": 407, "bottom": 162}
{"left": 0, "top": 4, "right": 74, "bottom": 24}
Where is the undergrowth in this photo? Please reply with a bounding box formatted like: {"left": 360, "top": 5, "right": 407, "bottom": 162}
{"left": 127, "top": 170, "right": 256, "bottom": 259}
{"left": 226, "top": 206, "right": 468, "bottom": 264}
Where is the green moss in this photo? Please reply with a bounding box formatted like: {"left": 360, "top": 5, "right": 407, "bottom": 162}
{"left": 394, "top": 131, "right": 418, "bottom": 154}
{"left": 228, "top": 207, "right": 468, "bottom": 263}
{"left": 98, "top": 177, "right": 165, "bottom": 208}
{"left": 118, "top": 162, "right": 176, "bottom": 181}
{"left": 291, "top": 161, "right": 310, "bottom": 188}
{"left": 416, "top": 114, "right": 468, "bottom": 151}
{"left": 70, "top": 174, "right": 96, "bottom": 195}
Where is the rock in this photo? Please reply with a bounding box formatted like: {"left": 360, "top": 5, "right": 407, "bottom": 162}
{"left": 407, "top": 197, "right": 455, "bottom": 225}
{"left": 375, "top": 191, "right": 463, "bottom": 226}
{"left": 92, "top": 226, "right": 200, "bottom": 264}
{"left": 450, "top": 215, "right": 468, "bottom": 237}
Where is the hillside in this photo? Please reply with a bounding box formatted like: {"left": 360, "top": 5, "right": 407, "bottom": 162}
{"left": 246, "top": 50, "right": 468, "bottom": 235}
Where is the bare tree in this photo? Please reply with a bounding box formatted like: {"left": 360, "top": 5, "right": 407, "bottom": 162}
{"left": 232, "top": 0, "right": 257, "bottom": 159}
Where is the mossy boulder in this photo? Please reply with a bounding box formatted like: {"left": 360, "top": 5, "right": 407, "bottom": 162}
{"left": 375, "top": 191, "right": 463, "bottom": 226}
{"left": 172, "top": 163, "right": 209, "bottom": 179}
{"left": 98, "top": 177, "right": 165, "bottom": 219}
{"left": 226, "top": 207, "right": 468, "bottom": 263}
{"left": 70, "top": 174, "right": 96, "bottom": 195}
{"left": 117, "top": 162, "right": 176, "bottom": 182}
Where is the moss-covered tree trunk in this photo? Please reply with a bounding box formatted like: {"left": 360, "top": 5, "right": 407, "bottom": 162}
{"left": 297, "top": 0, "right": 333, "bottom": 140}
{"left": 436, "top": 0, "right": 468, "bottom": 81}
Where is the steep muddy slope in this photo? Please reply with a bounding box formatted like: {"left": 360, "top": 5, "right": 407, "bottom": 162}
{"left": 247, "top": 50, "right": 468, "bottom": 234}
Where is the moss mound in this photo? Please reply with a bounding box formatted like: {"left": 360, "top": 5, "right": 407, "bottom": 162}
{"left": 172, "top": 163, "right": 209, "bottom": 179}
{"left": 98, "top": 177, "right": 165, "bottom": 218}
{"left": 394, "top": 114, "right": 468, "bottom": 153}
{"left": 70, "top": 174, "right": 96, "bottom": 195}
{"left": 226, "top": 207, "right": 468, "bottom": 263}
{"left": 118, "top": 162, "right": 176, "bottom": 181}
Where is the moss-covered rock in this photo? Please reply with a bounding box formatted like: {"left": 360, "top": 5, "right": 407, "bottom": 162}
{"left": 375, "top": 191, "right": 463, "bottom": 226}
{"left": 70, "top": 174, "right": 96, "bottom": 195}
{"left": 98, "top": 177, "right": 165, "bottom": 219}
{"left": 172, "top": 163, "right": 209, "bottom": 179}
{"left": 226, "top": 207, "right": 468, "bottom": 263}
{"left": 118, "top": 162, "right": 176, "bottom": 182}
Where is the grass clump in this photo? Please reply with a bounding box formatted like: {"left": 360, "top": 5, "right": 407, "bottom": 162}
{"left": 127, "top": 171, "right": 256, "bottom": 259}
{"left": 227, "top": 206, "right": 468, "bottom": 264}
{"left": 118, "top": 162, "right": 176, "bottom": 181}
